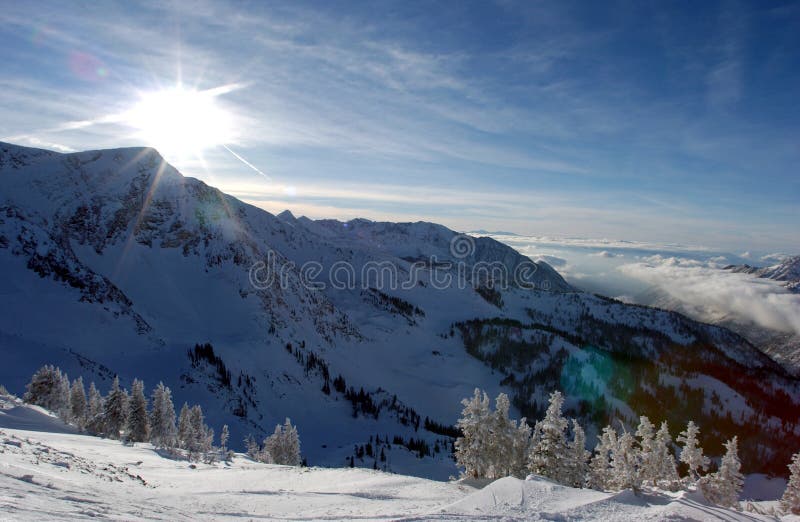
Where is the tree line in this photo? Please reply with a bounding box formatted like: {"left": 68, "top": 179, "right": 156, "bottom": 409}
{"left": 455, "top": 388, "right": 800, "bottom": 514}
{"left": 22, "top": 364, "right": 300, "bottom": 466}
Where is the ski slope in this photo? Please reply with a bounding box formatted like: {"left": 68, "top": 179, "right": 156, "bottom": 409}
{"left": 0, "top": 397, "right": 785, "bottom": 521}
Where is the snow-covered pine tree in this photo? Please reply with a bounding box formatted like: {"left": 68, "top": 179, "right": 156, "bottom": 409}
{"left": 56, "top": 371, "right": 71, "bottom": 420}
{"left": 125, "top": 379, "right": 150, "bottom": 443}
{"left": 487, "top": 393, "right": 522, "bottom": 478}
{"left": 177, "top": 403, "right": 193, "bottom": 450}
{"left": 676, "top": 420, "right": 709, "bottom": 482}
{"left": 85, "top": 382, "right": 104, "bottom": 434}
{"left": 220, "top": 424, "right": 234, "bottom": 461}
{"left": 102, "top": 376, "right": 129, "bottom": 439}
{"left": 23, "top": 365, "right": 65, "bottom": 412}
{"left": 781, "top": 451, "right": 800, "bottom": 515}
{"left": 565, "top": 419, "right": 589, "bottom": 488}
{"left": 149, "top": 382, "right": 177, "bottom": 449}
{"left": 245, "top": 433, "right": 261, "bottom": 460}
{"left": 653, "top": 421, "right": 680, "bottom": 491}
{"left": 265, "top": 418, "right": 301, "bottom": 466}
{"left": 699, "top": 436, "right": 743, "bottom": 509}
{"left": 528, "top": 390, "right": 569, "bottom": 483}
{"left": 635, "top": 416, "right": 657, "bottom": 487}
{"left": 220, "top": 424, "right": 230, "bottom": 451}
{"left": 68, "top": 377, "right": 87, "bottom": 429}
{"left": 510, "top": 414, "right": 532, "bottom": 479}
{"left": 181, "top": 404, "right": 214, "bottom": 460}
{"left": 611, "top": 431, "right": 640, "bottom": 492}
{"left": 588, "top": 425, "right": 617, "bottom": 490}
{"left": 454, "top": 388, "right": 492, "bottom": 478}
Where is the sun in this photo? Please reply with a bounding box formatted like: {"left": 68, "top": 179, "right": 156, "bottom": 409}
{"left": 126, "top": 86, "right": 234, "bottom": 159}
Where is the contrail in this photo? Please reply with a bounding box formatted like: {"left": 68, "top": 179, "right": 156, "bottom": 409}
{"left": 222, "top": 144, "right": 271, "bottom": 181}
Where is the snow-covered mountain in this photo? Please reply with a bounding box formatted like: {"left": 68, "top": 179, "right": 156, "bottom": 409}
{"left": 1, "top": 141, "right": 799, "bottom": 478}
{"left": 725, "top": 256, "right": 800, "bottom": 293}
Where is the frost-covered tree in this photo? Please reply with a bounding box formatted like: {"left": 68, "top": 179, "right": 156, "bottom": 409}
{"left": 264, "top": 418, "right": 301, "bottom": 466}
{"left": 245, "top": 433, "right": 262, "bottom": 460}
{"left": 24, "top": 365, "right": 66, "bottom": 412}
{"left": 588, "top": 425, "right": 617, "bottom": 490}
{"left": 149, "top": 382, "right": 177, "bottom": 449}
{"left": 102, "top": 376, "right": 129, "bottom": 439}
{"left": 611, "top": 431, "right": 640, "bottom": 492}
{"left": 699, "top": 436, "right": 743, "bottom": 509}
{"left": 781, "top": 451, "right": 800, "bottom": 515}
{"left": 220, "top": 424, "right": 230, "bottom": 451}
{"left": 57, "top": 372, "right": 71, "bottom": 419}
{"left": 635, "top": 416, "right": 657, "bottom": 486}
{"left": 189, "top": 405, "right": 214, "bottom": 456}
{"left": 220, "top": 424, "right": 234, "bottom": 461}
{"left": 528, "top": 391, "right": 569, "bottom": 483}
{"left": 653, "top": 421, "right": 680, "bottom": 490}
{"left": 85, "top": 382, "right": 105, "bottom": 434}
{"left": 510, "top": 414, "right": 533, "bottom": 479}
{"left": 125, "top": 379, "right": 150, "bottom": 443}
{"left": 565, "top": 419, "right": 589, "bottom": 488}
{"left": 69, "top": 377, "right": 87, "bottom": 429}
{"left": 177, "top": 403, "right": 193, "bottom": 450}
{"left": 455, "top": 388, "right": 492, "bottom": 478}
{"left": 487, "top": 393, "right": 531, "bottom": 479}
{"left": 676, "top": 421, "right": 709, "bottom": 481}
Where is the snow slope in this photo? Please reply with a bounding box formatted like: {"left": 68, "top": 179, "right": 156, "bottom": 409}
{"left": 0, "top": 398, "right": 784, "bottom": 521}
{"left": 1, "top": 141, "right": 799, "bottom": 479}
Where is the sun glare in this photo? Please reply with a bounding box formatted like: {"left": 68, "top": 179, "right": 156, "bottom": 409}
{"left": 126, "top": 86, "right": 234, "bottom": 158}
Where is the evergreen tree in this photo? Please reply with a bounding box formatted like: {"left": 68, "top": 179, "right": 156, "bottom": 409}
{"left": 528, "top": 391, "right": 569, "bottom": 483}
{"left": 245, "top": 433, "right": 261, "bottom": 460}
{"left": 635, "top": 416, "right": 658, "bottom": 487}
{"left": 611, "top": 431, "right": 640, "bottom": 492}
{"left": 653, "top": 421, "right": 680, "bottom": 491}
{"left": 588, "top": 425, "right": 617, "bottom": 490}
{"left": 699, "top": 436, "right": 743, "bottom": 509}
{"left": 264, "top": 418, "right": 301, "bottom": 466}
{"left": 102, "top": 376, "right": 129, "bottom": 439}
{"left": 488, "top": 393, "right": 529, "bottom": 479}
{"left": 781, "top": 451, "right": 800, "bottom": 515}
{"left": 178, "top": 403, "right": 193, "bottom": 450}
{"left": 676, "top": 421, "right": 709, "bottom": 481}
{"left": 85, "top": 382, "right": 105, "bottom": 435}
{"left": 454, "top": 388, "right": 492, "bottom": 478}
{"left": 189, "top": 405, "right": 213, "bottom": 455}
{"left": 69, "top": 377, "right": 87, "bottom": 430}
{"left": 125, "top": 379, "right": 150, "bottom": 443}
{"left": 24, "top": 365, "right": 66, "bottom": 412}
{"left": 510, "top": 415, "right": 533, "bottom": 479}
{"left": 57, "top": 372, "right": 71, "bottom": 419}
{"left": 149, "top": 382, "right": 177, "bottom": 449}
{"left": 220, "top": 424, "right": 230, "bottom": 452}
{"left": 565, "top": 419, "right": 589, "bottom": 488}
{"left": 220, "top": 424, "right": 233, "bottom": 461}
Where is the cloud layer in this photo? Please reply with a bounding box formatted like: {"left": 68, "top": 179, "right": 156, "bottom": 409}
{"left": 618, "top": 255, "right": 800, "bottom": 335}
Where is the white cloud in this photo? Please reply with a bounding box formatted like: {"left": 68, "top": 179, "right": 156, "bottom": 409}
{"left": 761, "top": 253, "right": 790, "bottom": 264}
{"left": 618, "top": 257, "right": 800, "bottom": 335}
{"left": 589, "top": 250, "right": 622, "bottom": 258}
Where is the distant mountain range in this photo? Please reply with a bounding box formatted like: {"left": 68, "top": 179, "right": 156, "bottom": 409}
{"left": 1, "top": 141, "right": 799, "bottom": 477}
{"left": 725, "top": 256, "right": 800, "bottom": 293}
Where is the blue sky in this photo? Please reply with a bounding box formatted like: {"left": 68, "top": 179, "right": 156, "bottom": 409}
{"left": 1, "top": 0, "right": 798, "bottom": 252}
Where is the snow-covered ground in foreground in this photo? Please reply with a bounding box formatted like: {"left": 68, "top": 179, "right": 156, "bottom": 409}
{"left": 0, "top": 397, "right": 787, "bottom": 521}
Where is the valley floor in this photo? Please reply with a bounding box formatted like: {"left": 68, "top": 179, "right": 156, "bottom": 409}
{"left": 0, "top": 397, "right": 788, "bottom": 521}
